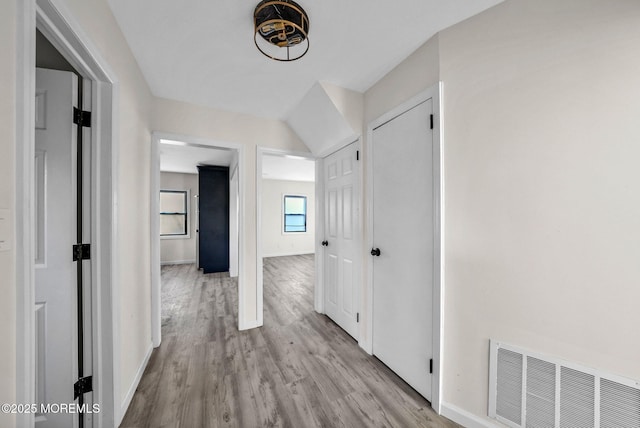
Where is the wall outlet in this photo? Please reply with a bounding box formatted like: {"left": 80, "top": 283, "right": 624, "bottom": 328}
{"left": 0, "top": 209, "right": 12, "bottom": 252}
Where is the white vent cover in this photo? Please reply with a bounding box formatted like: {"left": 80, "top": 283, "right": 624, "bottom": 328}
{"left": 489, "top": 340, "right": 640, "bottom": 428}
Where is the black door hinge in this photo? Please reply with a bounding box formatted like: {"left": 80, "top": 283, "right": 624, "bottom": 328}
{"left": 73, "top": 244, "right": 91, "bottom": 261}
{"left": 429, "top": 358, "right": 433, "bottom": 374}
{"left": 74, "top": 376, "right": 93, "bottom": 399}
{"left": 73, "top": 107, "right": 92, "bottom": 127}
{"left": 430, "top": 114, "right": 434, "bottom": 130}
{"left": 356, "top": 313, "right": 359, "bottom": 323}
{"left": 356, "top": 150, "right": 359, "bottom": 161}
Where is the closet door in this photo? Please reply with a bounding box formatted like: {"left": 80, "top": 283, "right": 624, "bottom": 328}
{"left": 198, "top": 165, "right": 230, "bottom": 273}
{"left": 371, "top": 99, "right": 434, "bottom": 400}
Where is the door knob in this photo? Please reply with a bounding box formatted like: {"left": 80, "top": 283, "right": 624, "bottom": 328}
{"left": 371, "top": 248, "right": 381, "bottom": 257}
{"left": 321, "top": 240, "right": 328, "bottom": 247}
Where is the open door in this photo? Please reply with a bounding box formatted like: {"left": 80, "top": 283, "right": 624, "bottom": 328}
{"left": 322, "top": 142, "right": 360, "bottom": 339}
{"left": 35, "top": 67, "right": 93, "bottom": 427}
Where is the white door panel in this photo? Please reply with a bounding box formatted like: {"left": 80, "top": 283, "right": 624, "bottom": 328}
{"left": 323, "top": 142, "right": 360, "bottom": 339}
{"left": 34, "top": 67, "right": 94, "bottom": 428}
{"left": 372, "top": 100, "right": 433, "bottom": 400}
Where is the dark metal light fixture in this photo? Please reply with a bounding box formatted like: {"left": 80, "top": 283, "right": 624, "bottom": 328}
{"left": 254, "top": 0, "right": 309, "bottom": 62}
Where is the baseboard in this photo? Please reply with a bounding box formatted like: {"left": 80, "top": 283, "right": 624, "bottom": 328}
{"left": 440, "top": 402, "right": 499, "bottom": 428}
{"left": 263, "top": 251, "right": 315, "bottom": 258}
{"left": 239, "top": 319, "right": 262, "bottom": 331}
{"left": 118, "top": 342, "right": 153, "bottom": 425}
{"left": 160, "top": 259, "right": 195, "bottom": 266}
{"left": 358, "top": 338, "right": 372, "bottom": 355}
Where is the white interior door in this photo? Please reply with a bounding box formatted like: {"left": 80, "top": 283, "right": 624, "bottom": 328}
{"left": 323, "top": 142, "right": 360, "bottom": 339}
{"left": 371, "top": 99, "right": 434, "bottom": 400}
{"left": 35, "top": 67, "right": 79, "bottom": 428}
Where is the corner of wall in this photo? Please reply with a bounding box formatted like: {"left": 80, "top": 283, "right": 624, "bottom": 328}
{"left": 441, "top": 402, "right": 498, "bottom": 428}
{"left": 363, "top": 33, "right": 440, "bottom": 124}
{"left": 320, "top": 81, "right": 365, "bottom": 136}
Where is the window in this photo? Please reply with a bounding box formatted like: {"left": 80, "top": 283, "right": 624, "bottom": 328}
{"left": 160, "top": 190, "right": 188, "bottom": 237}
{"left": 283, "top": 195, "right": 307, "bottom": 233}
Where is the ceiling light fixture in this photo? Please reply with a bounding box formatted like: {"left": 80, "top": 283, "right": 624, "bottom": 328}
{"left": 254, "top": 0, "right": 309, "bottom": 62}
{"left": 160, "top": 139, "right": 188, "bottom": 146}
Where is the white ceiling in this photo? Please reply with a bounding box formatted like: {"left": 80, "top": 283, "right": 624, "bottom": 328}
{"left": 262, "top": 154, "right": 315, "bottom": 182}
{"left": 160, "top": 140, "right": 315, "bottom": 181}
{"left": 107, "top": 0, "right": 503, "bottom": 120}
{"left": 159, "top": 140, "right": 234, "bottom": 174}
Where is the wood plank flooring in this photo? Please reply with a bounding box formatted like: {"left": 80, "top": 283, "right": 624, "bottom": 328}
{"left": 120, "top": 255, "right": 459, "bottom": 428}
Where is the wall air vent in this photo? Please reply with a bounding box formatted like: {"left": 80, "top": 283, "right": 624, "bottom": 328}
{"left": 489, "top": 340, "right": 640, "bottom": 428}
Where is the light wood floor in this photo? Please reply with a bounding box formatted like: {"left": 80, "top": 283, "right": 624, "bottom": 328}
{"left": 120, "top": 255, "right": 459, "bottom": 428}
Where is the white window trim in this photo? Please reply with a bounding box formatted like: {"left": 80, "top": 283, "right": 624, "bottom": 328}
{"left": 282, "top": 193, "right": 308, "bottom": 234}
{"left": 160, "top": 188, "right": 191, "bottom": 240}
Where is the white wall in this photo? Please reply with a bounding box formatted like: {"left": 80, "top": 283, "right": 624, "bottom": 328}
{"left": 261, "top": 179, "right": 315, "bottom": 257}
{"left": 438, "top": 0, "right": 640, "bottom": 422}
{"left": 366, "top": 0, "right": 640, "bottom": 424}
{"left": 364, "top": 34, "right": 440, "bottom": 124}
{"left": 0, "top": 2, "right": 16, "bottom": 427}
{"left": 160, "top": 172, "right": 198, "bottom": 264}
{"left": 321, "top": 82, "right": 364, "bottom": 137}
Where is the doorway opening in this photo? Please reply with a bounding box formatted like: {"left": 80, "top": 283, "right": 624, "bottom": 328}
{"left": 257, "top": 148, "right": 316, "bottom": 326}
{"left": 35, "top": 31, "right": 95, "bottom": 428}
{"left": 150, "top": 134, "right": 244, "bottom": 343}
{"left": 17, "top": 0, "right": 118, "bottom": 426}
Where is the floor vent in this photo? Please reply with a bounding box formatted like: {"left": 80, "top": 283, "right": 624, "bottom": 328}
{"left": 489, "top": 340, "right": 640, "bottom": 428}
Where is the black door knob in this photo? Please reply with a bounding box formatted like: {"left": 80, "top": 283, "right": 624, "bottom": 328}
{"left": 371, "top": 248, "right": 381, "bottom": 257}
{"left": 321, "top": 240, "right": 328, "bottom": 247}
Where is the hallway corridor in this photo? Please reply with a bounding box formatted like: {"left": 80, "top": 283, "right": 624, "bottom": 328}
{"left": 120, "top": 255, "right": 458, "bottom": 428}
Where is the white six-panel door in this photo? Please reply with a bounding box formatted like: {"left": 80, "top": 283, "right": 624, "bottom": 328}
{"left": 371, "top": 99, "right": 434, "bottom": 400}
{"left": 35, "top": 68, "right": 79, "bottom": 428}
{"left": 323, "top": 142, "right": 360, "bottom": 339}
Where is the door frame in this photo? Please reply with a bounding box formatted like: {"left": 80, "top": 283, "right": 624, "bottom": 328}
{"left": 16, "top": 0, "right": 118, "bottom": 426}
{"left": 314, "top": 154, "right": 325, "bottom": 314}
{"left": 365, "top": 83, "right": 444, "bottom": 412}
{"left": 151, "top": 132, "right": 245, "bottom": 337}
{"left": 256, "top": 146, "right": 317, "bottom": 327}
{"left": 229, "top": 159, "right": 240, "bottom": 278}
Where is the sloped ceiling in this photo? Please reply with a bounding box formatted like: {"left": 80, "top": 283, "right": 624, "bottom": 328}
{"left": 286, "top": 82, "right": 362, "bottom": 156}
{"left": 106, "top": 0, "right": 504, "bottom": 120}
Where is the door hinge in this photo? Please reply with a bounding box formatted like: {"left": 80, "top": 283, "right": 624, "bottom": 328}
{"left": 429, "top": 358, "right": 433, "bottom": 374}
{"left": 73, "top": 107, "right": 92, "bottom": 127}
{"left": 356, "top": 150, "right": 360, "bottom": 161}
{"left": 74, "top": 376, "right": 93, "bottom": 399}
{"left": 356, "top": 313, "right": 359, "bottom": 323}
{"left": 430, "top": 114, "right": 434, "bottom": 130}
{"left": 73, "top": 244, "right": 91, "bottom": 261}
